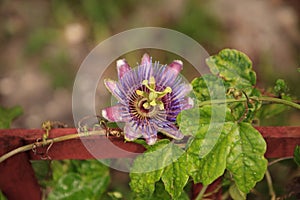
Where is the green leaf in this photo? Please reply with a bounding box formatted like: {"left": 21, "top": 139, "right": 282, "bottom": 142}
{"left": 0, "top": 106, "right": 23, "bottom": 128}
{"left": 142, "top": 181, "right": 171, "bottom": 200}
{"left": 191, "top": 49, "right": 262, "bottom": 122}
{"left": 48, "top": 160, "right": 110, "bottom": 200}
{"left": 186, "top": 124, "right": 231, "bottom": 184}
{"left": 204, "top": 49, "right": 262, "bottom": 122}
{"left": 226, "top": 123, "right": 267, "bottom": 193}
{"left": 177, "top": 105, "right": 233, "bottom": 136}
{"left": 206, "top": 48, "right": 256, "bottom": 93}
{"left": 185, "top": 122, "right": 267, "bottom": 193}
{"left": 178, "top": 105, "right": 234, "bottom": 158}
{"left": 229, "top": 183, "right": 246, "bottom": 200}
{"left": 129, "top": 140, "right": 170, "bottom": 198}
{"left": 0, "top": 190, "right": 7, "bottom": 200}
{"left": 31, "top": 160, "right": 52, "bottom": 187}
{"left": 130, "top": 140, "right": 188, "bottom": 199}
{"left": 48, "top": 173, "right": 94, "bottom": 200}
{"left": 274, "top": 79, "right": 289, "bottom": 96}
{"left": 294, "top": 145, "right": 300, "bottom": 166}
{"left": 142, "top": 181, "right": 189, "bottom": 200}
{"left": 161, "top": 147, "right": 189, "bottom": 199}
{"left": 191, "top": 74, "right": 228, "bottom": 101}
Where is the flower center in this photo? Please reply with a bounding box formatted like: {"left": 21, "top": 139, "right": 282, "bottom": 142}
{"left": 135, "top": 76, "right": 172, "bottom": 111}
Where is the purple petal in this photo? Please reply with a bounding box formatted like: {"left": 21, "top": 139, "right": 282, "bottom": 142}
{"left": 173, "top": 83, "right": 193, "bottom": 99}
{"left": 168, "top": 60, "right": 183, "bottom": 75}
{"left": 141, "top": 53, "right": 151, "bottom": 66}
{"left": 180, "top": 97, "right": 194, "bottom": 110}
{"left": 104, "top": 79, "right": 125, "bottom": 103}
{"left": 158, "top": 60, "right": 183, "bottom": 85}
{"left": 145, "top": 135, "right": 157, "bottom": 145}
{"left": 158, "top": 124, "right": 184, "bottom": 140}
{"left": 124, "top": 123, "right": 142, "bottom": 141}
{"left": 117, "top": 59, "right": 131, "bottom": 79}
{"left": 102, "top": 104, "right": 124, "bottom": 122}
{"left": 139, "top": 55, "right": 153, "bottom": 81}
{"left": 140, "top": 124, "right": 157, "bottom": 145}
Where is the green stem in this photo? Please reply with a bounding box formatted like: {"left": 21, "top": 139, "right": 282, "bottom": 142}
{"left": 265, "top": 170, "right": 276, "bottom": 200}
{"left": 195, "top": 185, "right": 208, "bottom": 200}
{"left": 258, "top": 96, "right": 300, "bottom": 110}
{"left": 198, "top": 96, "right": 300, "bottom": 110}
{"left": 0, "top": 130, "right": 106, "bottom": 163}
{"left": 203, "top": 184, "right": 222, "bottom": 197}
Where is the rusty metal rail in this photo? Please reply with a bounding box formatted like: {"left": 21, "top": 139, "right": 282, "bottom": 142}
{"left": 0, "top": 127, "right": 299, "bottom": 200}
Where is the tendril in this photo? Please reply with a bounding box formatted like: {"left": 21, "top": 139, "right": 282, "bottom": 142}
{"left": 238, "top": 91, "right": 250, "bottom": 123}
{"left": 77, "top": 115, "right": 123, "bottom": 137}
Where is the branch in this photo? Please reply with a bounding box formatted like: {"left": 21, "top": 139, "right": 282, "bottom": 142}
{"left": 0, "top": 130, "right": 106, "bottom": 163}
{"left": 195, "top": 185, "right": 208, "bottom": 200}
{"left": 265, "top": 169, "right": 276, "bottom": 200}
{"left": 268, "top": 156, "right": 293, "bottom": 166}
{"left": 198, "top": 96, "right": 300, "bottom": 110}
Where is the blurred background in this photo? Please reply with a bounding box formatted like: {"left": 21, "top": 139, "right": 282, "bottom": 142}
{"left": 0, "top": 0, "right": 299, "bottom": 128}
{"left": 0, "top": 1, "right": 300, "bottom": 199}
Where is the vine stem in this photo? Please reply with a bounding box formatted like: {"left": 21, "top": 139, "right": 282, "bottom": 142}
{"left": 0, "top": 130, "right": 106, "bottom": 163}
{"left": 195, "top": 185, "right": 208, "bottom": 200}
{"left": 1, "top": 96, "right": 299, "bottom": 163}
{"left": 203, "top": 184, "right": 222, "bottom": 197}
{"left": 198, "top": 96, "right": 300, "bottom": 110}
{"left": 265, "top": 169, "right": 276, "bottom": 200}
{"left": 268, "top": 156, "right": 293, "bottom": 166}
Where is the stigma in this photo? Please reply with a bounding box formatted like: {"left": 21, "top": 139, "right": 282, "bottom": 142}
{"left": 136, "top": 76, "right": 172, "bottom": 110}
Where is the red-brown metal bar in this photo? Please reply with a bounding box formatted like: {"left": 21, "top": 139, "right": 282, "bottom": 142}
{"left": 0, "top": 126, "right": 299, "bottom": 160}
{"left": 0, "top": 136, "right": 41, "bottom": 200}
{"left": 257, "top": 126, "right": 300, "bottom": 158}
{"left": 0, "top": 126, "right": 300, "bottom": 200}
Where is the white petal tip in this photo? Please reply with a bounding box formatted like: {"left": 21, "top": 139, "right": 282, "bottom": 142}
{"left": 168, "top": 60, "right": 183, "bottom": 73}
{"left": 146, "top": 137, "right": 157, "bottom": 145}
{"left": 124, "top": 135, "right": 135, "bottom": 142}
{"left": 116, "top": 59, "right": 126, "bottom": 68}
{"left": 174, "top": 60, "right": 183, "bottom": 65}
{"left": 103, "top": 79, "right": 116, "bottom": 92}
{"left": 141, "top": 53, "right": 151, "bottom": 65}
{"left": 117, "top": 59, "right": 131, "bottom": 79}
{"left": 101, "top": 109, "right": 108, "bottom": 120}
{"left": 188, "top": 97, "right": 194, "bottom": 108}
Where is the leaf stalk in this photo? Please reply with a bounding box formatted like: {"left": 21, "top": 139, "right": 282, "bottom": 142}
{"left": 198, "top": 96, "right": 300, "bottom": 110}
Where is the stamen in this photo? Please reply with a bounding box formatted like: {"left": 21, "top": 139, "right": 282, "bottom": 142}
{"left": 136, "top": 90, "right": 145, "bottom": 96}
{"left": 157, "top": 101, "right": 164, "bottom": 110}
{"left": 143, "top": 102, "right": 150, "bottom": 109}
{"left": 150, "top": 100, "right": 157, "bottom": 106}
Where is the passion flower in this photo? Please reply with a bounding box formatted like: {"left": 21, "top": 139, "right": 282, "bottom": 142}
{"left": 102, "top": 54, "right": 193, "bottom": 145}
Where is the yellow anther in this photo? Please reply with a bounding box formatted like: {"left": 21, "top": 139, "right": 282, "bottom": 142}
{"left": 136, "top": 90, "right": 145, "bottom": 96}
{"left": 150, "top": 100, "right": 157, "bottom": 106}
{"left": 142, "top": 80, "right": 148, "bottom": 85}
{"left": 164, "top": 87, "right": 172, "bottom": 94}
{"left": 158, "top": 101, "right": 164, "bottom": 110}
{"left": 143, "top": 102, "right": 150, "bottom": 109}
